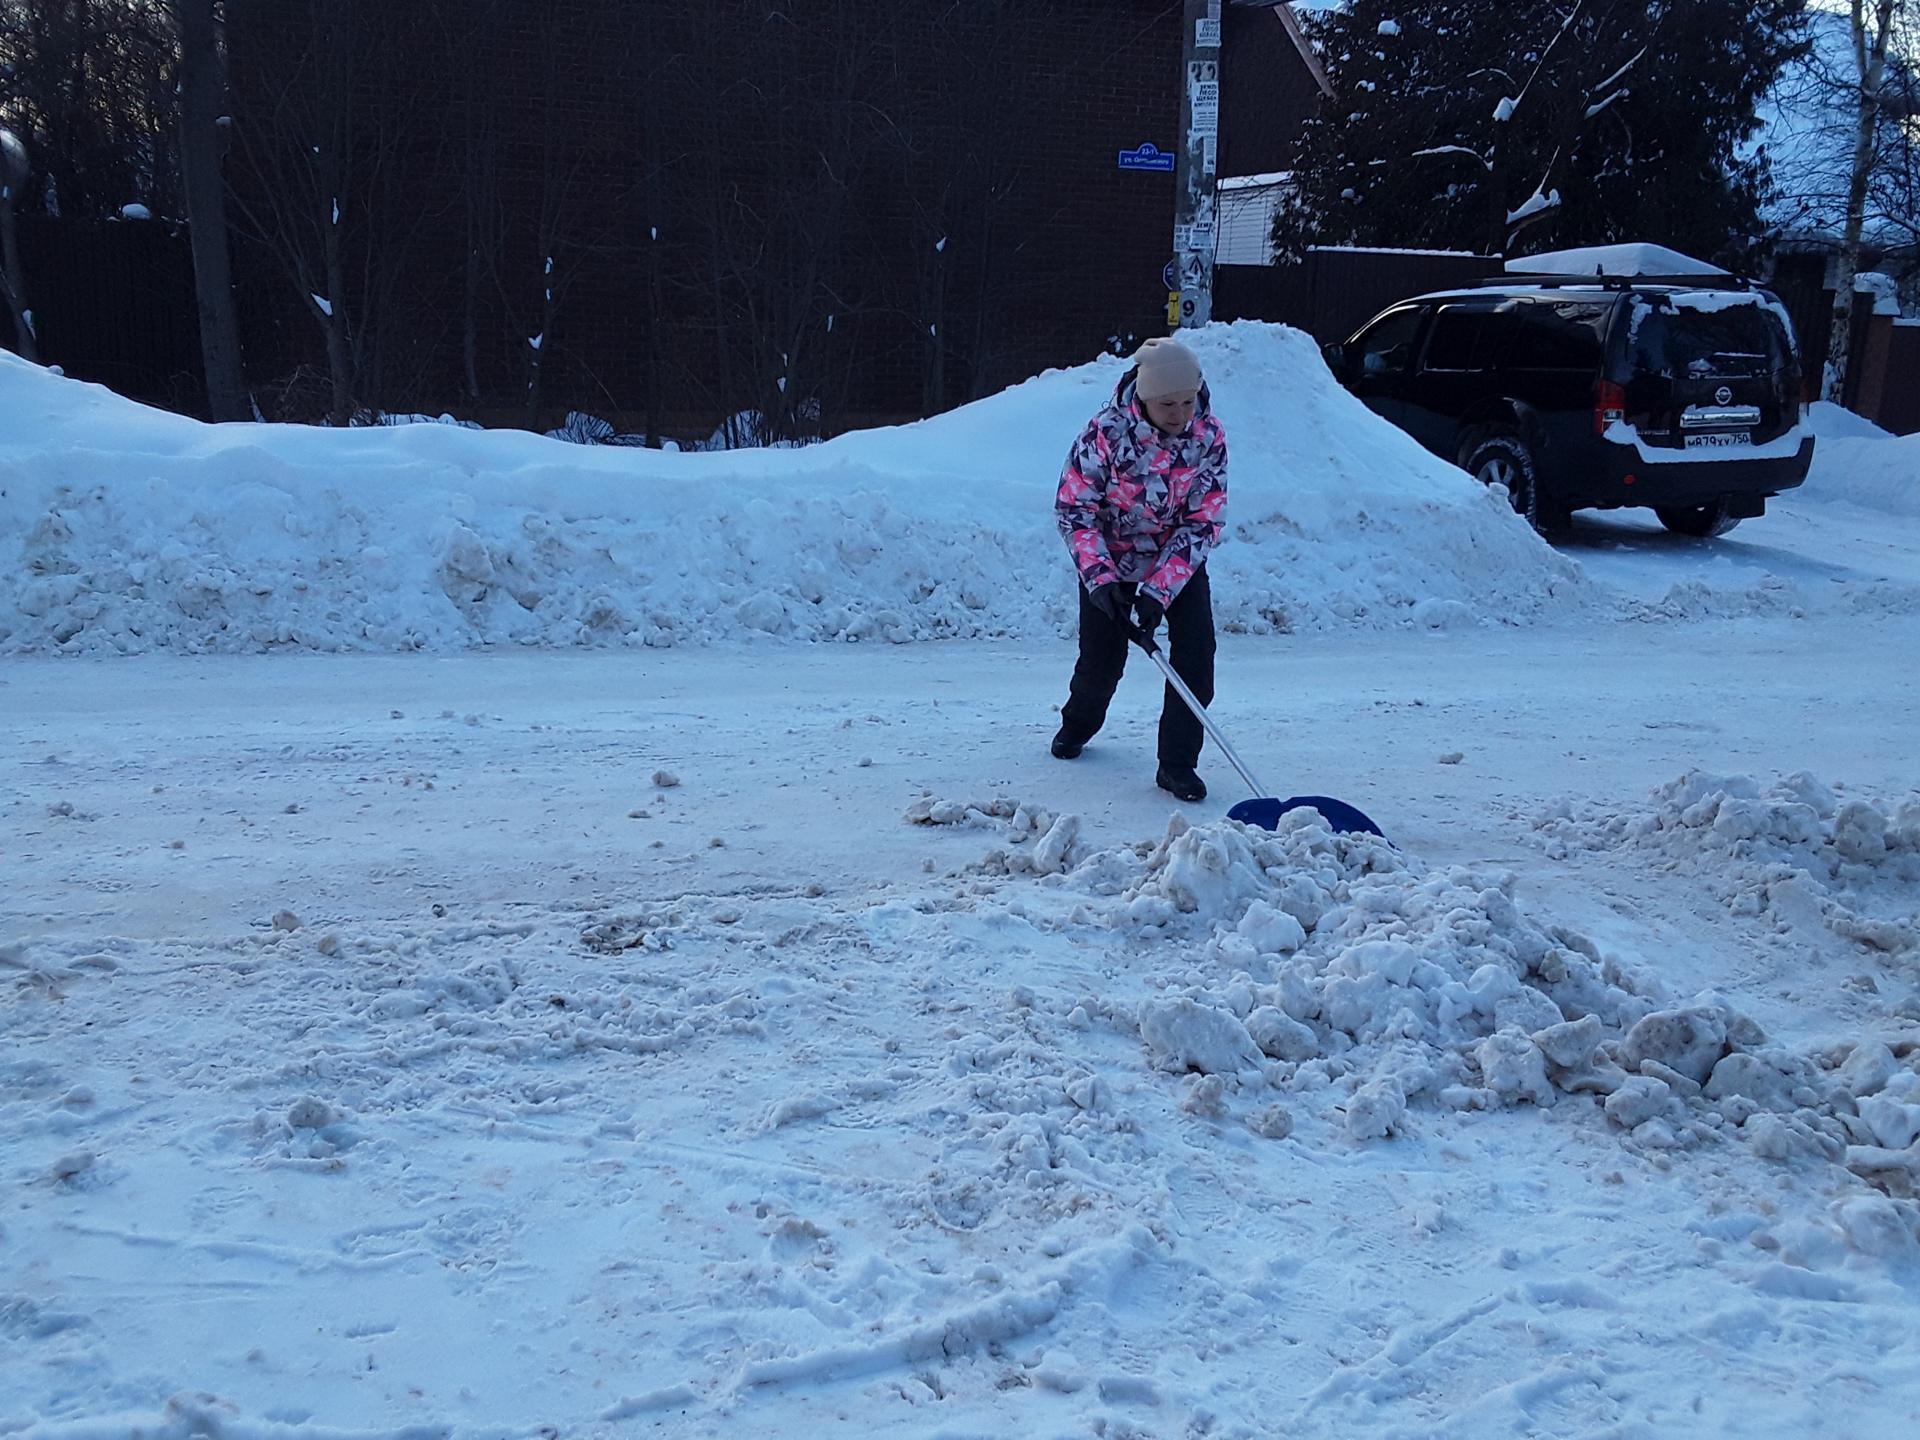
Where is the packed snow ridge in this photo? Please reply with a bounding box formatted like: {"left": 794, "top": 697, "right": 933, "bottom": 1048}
{"left": 0, "top": 325, "right": 1589, "bottom": 655}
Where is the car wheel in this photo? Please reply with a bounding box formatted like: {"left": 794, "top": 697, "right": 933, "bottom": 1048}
{"left": 1655, "top": 500, "right": 1742, "bottom": 538}
{"left": 1461, "top": 432, "right": 1567, "bottom": 536}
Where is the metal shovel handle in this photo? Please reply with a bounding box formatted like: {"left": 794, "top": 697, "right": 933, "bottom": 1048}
{"left": 1125, "top": 625, "right": 1269, "bottom": 800}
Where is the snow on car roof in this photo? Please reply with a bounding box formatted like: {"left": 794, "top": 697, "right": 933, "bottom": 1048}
{"left": 1506, "top": 243, "right": 1732, "bottom": 278}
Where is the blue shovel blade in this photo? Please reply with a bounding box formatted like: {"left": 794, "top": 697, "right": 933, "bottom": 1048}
{"left": 1228, "top": 795, "right": 1386, "bottom": 838}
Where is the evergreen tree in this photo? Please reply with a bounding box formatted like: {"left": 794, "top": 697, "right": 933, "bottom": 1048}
{"left": 1274, "top": 0, "right": 1807, "bottom": 269}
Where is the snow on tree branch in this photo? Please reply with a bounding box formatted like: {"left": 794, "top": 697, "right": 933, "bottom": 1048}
{"left": 1414, "top": 144, "right": 1493, "bottom": 170}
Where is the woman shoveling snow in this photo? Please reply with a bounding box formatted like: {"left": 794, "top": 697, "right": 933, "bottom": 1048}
{"left": 1051, "top": 336, "right": 1228, "bottom": 802}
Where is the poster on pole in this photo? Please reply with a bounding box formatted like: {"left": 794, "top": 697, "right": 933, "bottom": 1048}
{"left": 1196, "top": 18, "right": 1221, "bottom": 47}
{"left": 1189, "top": 61, "right": 1219, "bottom": 136}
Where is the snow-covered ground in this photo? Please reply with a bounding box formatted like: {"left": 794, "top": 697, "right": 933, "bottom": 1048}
{"left": 4, "top": 333, "right": 1920, "bottom": 1438}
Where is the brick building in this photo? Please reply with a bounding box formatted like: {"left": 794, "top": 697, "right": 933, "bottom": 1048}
{"left": 220, "top": 0, "right": 1326, "bottom": 437}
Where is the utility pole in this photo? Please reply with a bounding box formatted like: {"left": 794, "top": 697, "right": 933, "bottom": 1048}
{"left": 1173, "top": 0, "right": 1222, "bottom": 331}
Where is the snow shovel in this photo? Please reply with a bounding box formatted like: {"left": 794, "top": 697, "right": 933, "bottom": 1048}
{"left": 1126, "top": 624, "right": 1387, "bottom": 839}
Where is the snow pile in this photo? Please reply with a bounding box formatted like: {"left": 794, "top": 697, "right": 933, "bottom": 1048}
{"left": 989, "top": 809, "right": 1920, "bottom": 1198}
{"left": 1799, "top": 429, "right": 1920, "bottom": 518}
{"left": 1808, "top": 400, "right": 1892, "bottom": 441}
{"left": 0, "top": 324, "right": 1590, "bottom": 655}
{"left": 1535, "top": 772, "right": 1920, "bottom": 955}
{"left": 1057, "top": 811, "right": 1648, "bottom": 1140}
{"left": 905, "top": 792, "right": 1085, "bottom": 876}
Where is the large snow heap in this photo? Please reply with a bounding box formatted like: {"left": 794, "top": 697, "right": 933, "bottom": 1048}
{"left": 0, "top": 324, "right": 1587, "bottom": 654}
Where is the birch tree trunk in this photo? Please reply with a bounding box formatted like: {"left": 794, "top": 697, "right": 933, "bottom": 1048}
{"left": 1825, "top": 0, "right": 1899, "bottom": 404}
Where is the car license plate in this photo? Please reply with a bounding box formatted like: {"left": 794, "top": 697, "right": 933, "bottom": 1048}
{"left": 1685, "top": 431, "right": 1751, "bottom": 449}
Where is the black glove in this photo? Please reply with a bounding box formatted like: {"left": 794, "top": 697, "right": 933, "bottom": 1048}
{"left": 1087, "top": 582, "right": 1128, "bottom": 624}
{"left": 1133, "top": 592, "right": 1166, "bottom": 635}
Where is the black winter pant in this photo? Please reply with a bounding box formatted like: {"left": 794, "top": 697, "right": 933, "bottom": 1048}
{"left": 1058, "top": 565, "right": 1216, "bottom": 769}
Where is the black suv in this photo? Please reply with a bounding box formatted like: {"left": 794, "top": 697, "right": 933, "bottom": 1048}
{"left": 1324, "top": 275, "right": 1816, "bottom": 536}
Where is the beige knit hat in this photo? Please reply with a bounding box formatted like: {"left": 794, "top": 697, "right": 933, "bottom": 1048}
{"left": 1132, "top": 337, "right": 1203, "bottom": 402}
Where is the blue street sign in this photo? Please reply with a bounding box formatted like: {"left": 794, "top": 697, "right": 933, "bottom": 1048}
{"left": 1163, "top": 259, "right": 1178, "bottom": 290}
{"left": 1118, "top": 143, "right": 1176, "bottom": 174}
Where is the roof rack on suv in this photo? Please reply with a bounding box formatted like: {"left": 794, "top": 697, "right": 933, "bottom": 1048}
{"left": 1452, "top": 272, "right": 1757, "bottom": 292}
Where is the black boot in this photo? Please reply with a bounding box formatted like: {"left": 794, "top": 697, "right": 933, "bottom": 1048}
{"left": 1156, "top": 765, "right": 1207, "bottom": 802}
{"left": 1051, "top": 727, "right": 1086, "bottom": 760}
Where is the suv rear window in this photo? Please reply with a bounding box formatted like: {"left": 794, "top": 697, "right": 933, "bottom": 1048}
{"left": 1422, "top": 301, "right": 1610, "bottom": 373}
{"left": 1629, "top": 298, "right": 1788, "bottom": 379}
{"left": 1504, "top": 302, "right": 1610, "bottom": 371}
{"left": 1423, "top": 307, "right": 1499, "bottom": 370}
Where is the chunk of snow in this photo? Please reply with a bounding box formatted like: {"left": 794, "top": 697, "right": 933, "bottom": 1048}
{"left": 1247, "top": 1006, "right": 1319, "bottom": 1062}
{"left": 1474, "top": 1030, "right": 1556, "bottom": 1106}
{"left": 1345, "top": 1076, "right": 1406, "bottom": 1139}
{"left": 1618, "top": 1007, "right": 1728, "bottom": 1086}
{"left": 1237, "top": 900, "right": 1307, "bottom": 955}
{"left": 1605, "top": 1076, "right": 1672, "bottom": 1129}
{"left": 1139, "top": 997, "right": 1262, "bottom": 1075}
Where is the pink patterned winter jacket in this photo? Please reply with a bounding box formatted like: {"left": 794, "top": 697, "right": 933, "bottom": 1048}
{"left": 1055, "top": 373, "right": 1228, "bottom": 607}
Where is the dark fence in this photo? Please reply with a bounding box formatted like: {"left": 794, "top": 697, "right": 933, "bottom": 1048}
{"left": 3, "top": 215, "right": 206, "bottom": 417}
{"left": 1766, "top": 258, "right": 1874, "bottom": 413}
{"left": 1766, "top": 257, "right": 1837, "bottom": 381}
{"left": 1857, "top": 318, "right": 1920, "bottom": 436}
{"left": 1750, "top": 262, "right": 1911, "bottom": 434}
{"left": 6, "top": 219, "right": 1914, "bottom": 438}
{"left": 1213, "top": 248, "right": 1501, "bottom": 343}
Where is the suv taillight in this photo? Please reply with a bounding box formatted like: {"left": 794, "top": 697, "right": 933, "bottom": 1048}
{"left": 1593, "top": 380, "right": 1627, "bottom": 437}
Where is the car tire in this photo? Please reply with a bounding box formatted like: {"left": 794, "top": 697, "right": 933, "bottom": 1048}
{"left": 1654, "top": 500, "right": 1742, "bottom": 538}
{"left": 1460, "top": 431, "right": 1568, "bottom": 536}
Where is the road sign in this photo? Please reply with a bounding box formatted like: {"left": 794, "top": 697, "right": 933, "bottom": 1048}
{"left": 1118, "top": 143, "right": 1176, "bottom": 173}
{"left": 1163, "top": 258, "right": 1178, "bottom": 290}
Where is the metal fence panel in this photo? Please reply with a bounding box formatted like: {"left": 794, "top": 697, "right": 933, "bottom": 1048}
{"left": 2, "top": 216, "right": 204, "bottom": 416}
{"left": 1213, "top": 248, "right": 1500, "bottom": 343}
